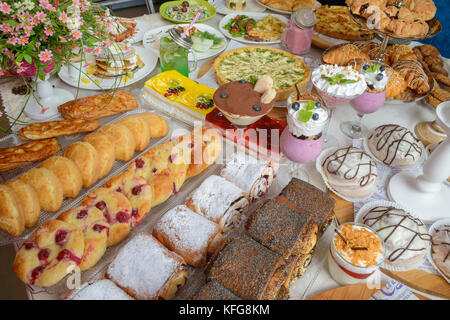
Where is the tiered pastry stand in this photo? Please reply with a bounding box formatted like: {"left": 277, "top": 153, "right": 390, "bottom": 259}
{"left": 348, "top": 8, "right": 442, "bottom": 62}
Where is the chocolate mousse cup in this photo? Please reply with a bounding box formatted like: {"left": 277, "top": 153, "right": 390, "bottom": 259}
{"left": 213, "top": 81, "right": 275, "bottom": 127}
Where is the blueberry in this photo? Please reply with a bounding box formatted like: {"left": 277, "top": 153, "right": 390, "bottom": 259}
{"left": 253, "top": 105, "right": 261, "bottom": 111}
{"left": 315, "top": 102, "right": 322, "bottom": 108}
{"left": 363, "top": 65, "right": 369, "bottom": 70}
{"left": 380, "top": 65, "right": 385, "bottom": 72}
{"left": 220, "top": 93, "right": 228, "bottom": 98}
{"left": 238, "top": 79, "right": 246, "bottom": 83}
{"left": 291, "top": 102, "right": 300, "bottom": 111}
{"left": 376, "top": 73, "right": 384, "bottom": 81}
{"left": 312, "top": 113, "right": 319, "bottom": 120}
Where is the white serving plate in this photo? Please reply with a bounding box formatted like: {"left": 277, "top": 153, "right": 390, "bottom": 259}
{"left": 254, "top": 0, "right": 292, "bottom": 14}
{"left": 214, "top": 0, "right": 266, "bottom": 15}
{"left": 218, "top": 11, "right": 288, "bottom": 44}
{"left": 57, "top": 47, "right": 158, "bottom": 90}
{"left": 128, "top": 18, "right": 155, "bottom": 44}
{"left": 142, "top": 23, "right": 227, "bottom": 61}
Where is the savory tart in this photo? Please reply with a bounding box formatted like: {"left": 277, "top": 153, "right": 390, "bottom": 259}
{"left": 213, "top": 47, "right": 311, "bottom": 101}
{"left": 314, "top": 5, "right": 374, "bottom": 41}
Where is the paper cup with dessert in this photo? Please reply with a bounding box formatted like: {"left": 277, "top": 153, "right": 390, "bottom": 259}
{"left": 355, "top": 200, "right": 432, "bottom": 272}
{"left": 213, "top": 75, "right": 276, "bottom": 127}
{"left": 363, "top": 123, "right": 427, "bottom": 170}
{"left": 427, "top": 218, "right": 450, "bottom": 283}
{"left": 328, "top": 222, "right": 385, "bottom": 286}
{"left": 316, "top": 146, "right": 379, "bottom": 202}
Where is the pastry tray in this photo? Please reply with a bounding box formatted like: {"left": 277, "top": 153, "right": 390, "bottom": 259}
{"left": 0, "top": 105, "right": 187, "bottom": 246}
{"left": 26, "top": 151, "right": 295, "bottom": 299}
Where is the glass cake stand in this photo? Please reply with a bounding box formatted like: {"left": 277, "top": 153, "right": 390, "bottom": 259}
{"left": 347, "top": 7, "right": 442, "bottom": 63}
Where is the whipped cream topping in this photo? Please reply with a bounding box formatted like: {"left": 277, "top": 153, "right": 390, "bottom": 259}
{"left": 287, "top": 101, "right": 328, "bottom": 137}
{"left": 312, "top": 64, "right": 366, "bottom": 98}
{"left": 362, "top": 65, "right": 390, "bottom": 91}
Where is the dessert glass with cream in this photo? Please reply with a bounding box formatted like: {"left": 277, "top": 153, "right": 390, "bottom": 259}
{"left": 213, "top": 76, "right": 276, "bottom": 127}
{"left": 341, "top": 61, "right": 394, "bottom": 140}
{"left": 311, "top": 64, "right": 366, "bottom": 109}
{"left": 281, "top": 99, "right": 328, "bottom": 163}
{"left": 226, "top": 0, "right": 246, "bottom": 11}
{"left": 328, "top": 223, "right": 385, "bottom": 285}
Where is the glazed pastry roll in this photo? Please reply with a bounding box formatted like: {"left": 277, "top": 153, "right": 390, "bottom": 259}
{"left": 153, "top": 205, "right": 224, "bottom": 267}
{"left": 220, "top": 153, "right": 276, "bottom": 202}
{"left": 190, "top": 281, "right": 241, "bottom": 300}
{"left": 246, "top": 200, "right": 318, "bottom": 259}
{"left": 207, "top": 235, "right": 287, "bottom": 300}
{"left": 106, "top": 232, "right": 188, "bottom": 300}
{"left": 185, "top": 175, "right": 249, "bottom": 232}
{"left": 280, "top": 178, "right": 335, "bottom": 237}
{"left": 185, "top": 126, "right": 222, "bottom": 179}
{"left": 69, "top": 279, "right": 133, "bottom": 300}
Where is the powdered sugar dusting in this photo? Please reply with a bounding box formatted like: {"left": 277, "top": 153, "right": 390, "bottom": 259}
{"left": 70, "top": 279, "right": 134, "bottom": 300}
{"left": 154, "top": 205, "right": 220, "bottom": 259}
{"left": 107, "top": 232, "right": 184, "bottom": 299}
{"left": 188, "top": 175, "right": 247, "bottom": 223}
{"left": 220, "top": 153, "right": 272, "bottom": 195}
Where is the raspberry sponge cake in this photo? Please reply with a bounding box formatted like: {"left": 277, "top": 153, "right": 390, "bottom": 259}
{"left": 13, "top": 220, "right": 84, "bottom": 287}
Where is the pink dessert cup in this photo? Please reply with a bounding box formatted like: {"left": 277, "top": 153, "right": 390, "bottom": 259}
{"left": 314, "top": 87, "right": 360, "bottom": 109}
{"left": 280, "top": 127, "right": 324, "bottom": 163}
{"left": 350, "top": 90, "right": 386, "bottom": 114}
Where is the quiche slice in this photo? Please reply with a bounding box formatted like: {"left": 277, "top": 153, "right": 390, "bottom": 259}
{"left": 314, "top": 5, "right": 374, "bottom": 41}
{"left": 213, "top": 47, "right": 311, "bottom": 101}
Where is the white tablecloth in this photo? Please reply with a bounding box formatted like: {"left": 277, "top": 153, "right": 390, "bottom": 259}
{"left": 4, "top": 12, "right": 444, "bottom": 300}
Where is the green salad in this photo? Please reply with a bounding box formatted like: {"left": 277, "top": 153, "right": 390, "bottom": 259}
{"left": 166, "top": 2, "right": 209, "bottom": 21}
{"left": 223, "top": 15, "right": 256, "bottom": 38}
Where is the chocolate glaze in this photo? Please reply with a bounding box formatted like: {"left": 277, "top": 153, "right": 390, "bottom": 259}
{"left": 362, "top": 206, "right": 432, "bottom": 262}
{"left": 369, "top": 124, "right": 422, "bottom": 166}
{"left": 213, "top": 81, "right": 274, "bottom": 117}
{"left": 322, "top": 146, "right": 377, "bottom": 187}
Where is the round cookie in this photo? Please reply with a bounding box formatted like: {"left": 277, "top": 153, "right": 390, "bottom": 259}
{"left": 4, "top": 179, "right": 40, "bottom": 228}
{"left": 58, "top": 206, "right": 110, "bottom": 271}
{"left": 322, "top": 146, "right": 378, "bottom": 199}
{"left": 39, "top": 156, "right": 83, "bottom": 198}
{"left": 0, "top": 184, "right": 25, "bottom": 236}
{"left": 13, "top": 220, "right": 84, "bottom": 287}
{"left": 136, "top": 113, "right": 169, "bottom": 138}
{"left": 104, "top": 171, "right": 152, "bottom": 227}
{"left": 63, "top": 141, "right": 99, "bottom": 188}
{"left": 368, "top": 124, "right": 423, "bottom": 168}
{"left": 99, "top": 123, "right": 136, "bottom": 162}
{"left": 81, "top": 188, "right": 132, "bottom": 246}
{"left": 118, "top": 116, "right": 151, "bottom": 152}
{"left": 82, "top": 131, "right": 115, "bottom": 179}
{"left": 19, "top": 168, "right": 63, "bottom": 212}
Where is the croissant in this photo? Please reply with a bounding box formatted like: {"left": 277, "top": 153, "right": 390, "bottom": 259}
{"left": 386, "top": 70, "right": 408, "bottom": 98}
{"left": 393, "top": 60, "right": 430, "bottom": 95}
{"left": 386, "top": 44, "right": 418, "bottom": 65}
{"left": 323, "top": 44, "right": 370, "bottom": 66}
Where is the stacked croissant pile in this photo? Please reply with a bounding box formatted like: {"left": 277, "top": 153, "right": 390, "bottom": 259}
{"left": 323, "top": 43, "right": 433, "bottom": 101}
{"left": 346, "top": 0, "right": 437, "bottom": 37}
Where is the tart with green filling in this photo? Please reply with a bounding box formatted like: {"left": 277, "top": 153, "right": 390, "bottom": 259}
{"left": 213, "top": 46, "right": 311, "bottom": 101}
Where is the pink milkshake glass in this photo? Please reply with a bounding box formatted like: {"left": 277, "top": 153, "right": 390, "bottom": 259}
{"left": 280, "top": 7, "right": 316, "bottom": 55}
{"left": 341, "top": 61, "right": 393, "bottom": 140}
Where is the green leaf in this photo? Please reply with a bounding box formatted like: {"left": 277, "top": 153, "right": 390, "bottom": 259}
{"left": 298, "top": 110, "right": 313, "bottom": 123}
{"left": 248, "top": 75, "right": 258, "bottom": 85}
{"left": 23, "top": 54, "right": 32, "bottom": 64}
{"left": 306, "top": 100, "right": 316, "bottom": 111}
{"left": 339, "top": 79, "right": 358, "bottom": 84}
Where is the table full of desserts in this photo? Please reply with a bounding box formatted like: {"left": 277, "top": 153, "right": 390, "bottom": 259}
{"left": 0, "top": 0, "right": 449, "bottom": 300}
